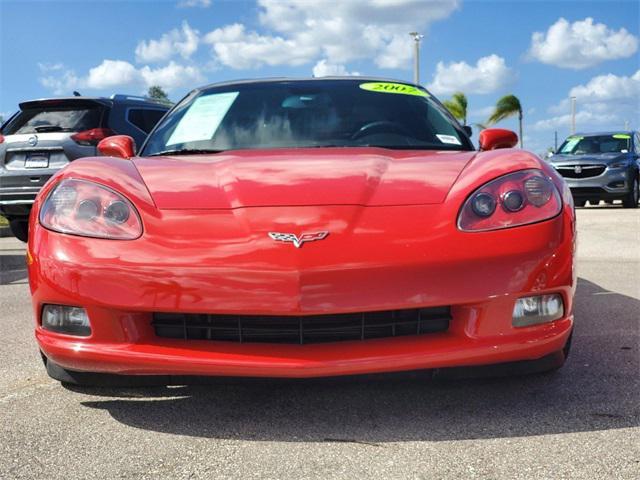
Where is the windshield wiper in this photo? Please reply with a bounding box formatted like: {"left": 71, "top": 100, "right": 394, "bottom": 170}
{"left": 33, "top": 125, "right": 70, "bottom": 133}
{"left": 147, "top": 148, "right": 227, "bottom": 157}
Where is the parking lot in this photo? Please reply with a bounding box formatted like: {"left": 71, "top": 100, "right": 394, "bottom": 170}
{"left": 0, "top": 206, "right": 638, "bottom": 480}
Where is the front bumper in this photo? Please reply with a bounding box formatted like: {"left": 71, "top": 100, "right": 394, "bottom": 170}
{"left": 559, "top": 167, "right": 634, "bottom": 200}
{"left": 29, "top": 203, "right": 576, "bottom": 378}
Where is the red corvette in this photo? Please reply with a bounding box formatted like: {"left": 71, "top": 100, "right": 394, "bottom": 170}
{"left": 27, "top": 78, "right": 576, "bottom": 385}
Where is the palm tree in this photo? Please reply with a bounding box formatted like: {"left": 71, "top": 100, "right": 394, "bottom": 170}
{"left": 442, "top": 92, "right": 468, "bottom": 125}
{"left": 487, "top": 94, "right": 523, "bottom": 148}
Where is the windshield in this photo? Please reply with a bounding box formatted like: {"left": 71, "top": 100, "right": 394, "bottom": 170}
{"left": 142, "top": 80, "right": 472, "bottom": 156}
{"left": 558, "top": 134, "right": 631, "bottom": 155}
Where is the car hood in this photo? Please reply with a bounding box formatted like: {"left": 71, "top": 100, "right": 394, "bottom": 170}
{"left": 550, "top": 152, "right": 628, "bottom": 165}
{"left": 133, "top": 148, "right": 477, "bottom": 209}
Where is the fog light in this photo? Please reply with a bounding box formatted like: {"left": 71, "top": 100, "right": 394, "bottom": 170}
{"left": 512, "top": 294, "right": 564, "bottom": 327}
{"left": 41, "top": 305, "right": 91, "bottom": 336}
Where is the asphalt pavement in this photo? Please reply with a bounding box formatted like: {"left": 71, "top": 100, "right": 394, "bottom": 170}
{"left": 1, "top": 205, "right": 638, "bottom": 479}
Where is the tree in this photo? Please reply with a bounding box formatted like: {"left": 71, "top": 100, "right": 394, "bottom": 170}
{"left": 147, "top": 85, "right": 170, "bottom": 104}
{"left": 487, "top": 94, "right": 523, "bottom": 148}
{"left": 442, "top": 92, "right": 468, "bottom": 125}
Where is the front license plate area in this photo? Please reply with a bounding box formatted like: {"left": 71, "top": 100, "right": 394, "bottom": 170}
{"left": 25, "top": 152, "right": 50, "bottom": 168}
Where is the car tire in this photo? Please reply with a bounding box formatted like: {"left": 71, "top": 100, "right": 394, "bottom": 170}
{"left": 588, "top": 199, "right": 600, "bottom": 206}
{"left": 622, "top": 175, "right": 639, "bottom": 208}
{"left": 574, "top": 200, "right": 586, "bottom": 207}
{"left": 8, "top": 218, "right": 29, "bottom": 242}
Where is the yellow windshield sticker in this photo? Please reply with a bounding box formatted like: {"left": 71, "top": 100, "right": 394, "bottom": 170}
{"left": 613, "top": 134, "right": 630, "bottom": 139}
{"left": 359, "top": 82, "right": 428, "bottom": 97}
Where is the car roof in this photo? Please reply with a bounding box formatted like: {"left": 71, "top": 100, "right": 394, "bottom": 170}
{"left": 573, "top": 131, "right": 637, "bottom": 137}
{"left": 195, "top": 76, "right": 423, "bottom": 92}
{"left": 18, "top": 94, "right": 170, "bottom": 110}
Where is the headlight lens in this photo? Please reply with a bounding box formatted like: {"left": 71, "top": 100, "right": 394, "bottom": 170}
{"left": 39, "top": 179, "right": 142, "bottom": 240}
{"left": 458, "top": 169, "right": 562, "bottom": 232}
{"left": 609, "top": 159, "right": 630, "bottom": 169}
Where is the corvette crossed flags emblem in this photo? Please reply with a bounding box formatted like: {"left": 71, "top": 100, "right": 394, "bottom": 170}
{"left": 268, "top": 231, "right": 329, "bottom": 248}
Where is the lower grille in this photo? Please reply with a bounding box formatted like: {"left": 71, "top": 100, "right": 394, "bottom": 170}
{"left": 571, "top": 187, "right": 607, "bottom": 195}
{"left": 555, "top": 164, "right": 606, "bottom": 179}
{"left": 152, "top": 307, "right": 451, "bottom": 345}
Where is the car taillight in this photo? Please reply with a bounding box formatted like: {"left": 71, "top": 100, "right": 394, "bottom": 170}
{"left": 39, "top": 179, "right": 142, "bottom": 240}
{"left": 0, "top": 134, "right": 4, "bottom": 144}
{"left": 70, "top": 128, "right": 114, "bottom": 146}
{"left": 458, "top": 169, "right": 562, "bottom": 232}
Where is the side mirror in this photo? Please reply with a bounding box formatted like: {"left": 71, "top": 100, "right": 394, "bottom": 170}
{"left": 479, "top": 128, "right": 518, "bottom": 151}
{"left": 463, "top": 125, "right": 472, "bottom": 138}
{"left": 97, "top": 135, "right": 136, "bottom": 159}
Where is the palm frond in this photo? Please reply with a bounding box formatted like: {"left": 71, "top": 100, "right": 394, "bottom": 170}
{"left": 442, "top": 91, "right": 468, "bottom": 124}
{"left": 487, "top": 94, "right": 522, "bottom": 125}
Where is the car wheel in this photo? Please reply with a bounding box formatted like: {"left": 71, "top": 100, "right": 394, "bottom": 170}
{"left": 588, "top": 199, "right": 600, "bottom": 206}
{"left": 622, "top": 175, "right": 639, "bottom": 208}
{"left": 8, "top": 218, "right": 29, "bottom": 242}
{"left": 574, "top": 200, "right": 586, "bottom": 207}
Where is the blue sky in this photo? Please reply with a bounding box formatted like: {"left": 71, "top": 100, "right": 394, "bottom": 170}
{"left": 1, "top": 0, "right": 638, "bottom": 153}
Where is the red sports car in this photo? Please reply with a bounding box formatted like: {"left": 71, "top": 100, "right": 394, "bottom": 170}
{"left": 27, "top": 78, "right": 576, "bottom": 385}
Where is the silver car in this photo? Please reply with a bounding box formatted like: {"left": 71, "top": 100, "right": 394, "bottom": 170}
{"left": 548, "top": 131, "right": 640, "bottom": 208}
{"left": 0, "top": 95, "right": 170, "bottom": 240}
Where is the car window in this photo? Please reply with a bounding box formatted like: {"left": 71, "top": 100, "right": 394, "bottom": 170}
{"left": 558, "top": 134, "right": 630, "bottom": 155}
{"left": 142, "top": 80, "right": 472, "bottom": 155}
{"left": 3, "top": 106, "right": 103, "bottom": 135}
{"left": 127, "top": 108, "right": 167, "bottom": 134}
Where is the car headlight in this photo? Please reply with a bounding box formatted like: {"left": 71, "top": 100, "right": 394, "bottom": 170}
{"left": 608, "top": 159, "right": 630, "bottom": 169}
{"left": 39, "top": 179, "right": 142, "bottom": 240}
{"left": 458, "top": 169, "right": 562, "bottom": 232}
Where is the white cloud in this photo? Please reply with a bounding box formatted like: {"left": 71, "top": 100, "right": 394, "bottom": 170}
{"left": 204, "top": 0, "right": 459, "bottom": 71}
{"left": 177, "top": 0, "right": 211, "bottom": 7}
{"left": 39, "top": 59, "right": 203, "bottom": 94}
{"left": 135, "top": 21, "right": 199, "bottom": 63}
{"left": 312, "top": 59, "right": 359, "bottom": 77}
{"left": 528, "top": 17, "right": 638, "bottom": 69}
{"left": 427, "top": 54, "right": 515, "bottom": 95}
{"left": 85, "top": 60, "right": 140, "bottom": 89}
{"left": 140, "top": 61, "right": 204, "bottom": 88}
{"left": 40, "top": 69, "right": 81, "bottom": 95}
{"left": 204, "top": 23, "right": 317, "bottom": 68}
{"left": 38, "top": 62, "right": 64, "bottom": 72}
{"left": 532, "top": 110, "right": 618, "bottom": 131}
{"left": 533, "top": 70, "right": 639, "bottom": 131}
{"left": 570, "top": 70, "right": 640, "bottom": 101}
{"left": 375, "top": 33, "right": 413, "bottom": 69}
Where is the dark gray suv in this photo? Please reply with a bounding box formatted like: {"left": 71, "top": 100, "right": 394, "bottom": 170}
{"left": 0, "top": 94, "right": 170, "bottom": 240}
{"left": 549, "top": 131, "right": 639, "bottom": 208}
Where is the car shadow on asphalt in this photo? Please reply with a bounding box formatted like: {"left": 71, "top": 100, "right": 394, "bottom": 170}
{"left": 0, "top": 254, "right": 28, "bottom": 285}
{"left": 75, "top": 277, "right": 639, "bottom": 442}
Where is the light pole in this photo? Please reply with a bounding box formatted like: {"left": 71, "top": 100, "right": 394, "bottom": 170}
{"left": 409, "top": 32, "right": 424, "bottom": 85}
{"left": 570, "top": 96, "right": 576, "bottom": 135}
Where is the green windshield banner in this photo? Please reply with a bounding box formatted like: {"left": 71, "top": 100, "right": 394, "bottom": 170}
{"left": 359, "top": 82, "right": 429, "bottom": 97}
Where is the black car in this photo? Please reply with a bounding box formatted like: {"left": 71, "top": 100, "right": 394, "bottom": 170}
{"left": 548, "top": 131, "right": 639, "bottom": 208}
{"left": 0, "top": 94, "right": 171, "bottom": 241}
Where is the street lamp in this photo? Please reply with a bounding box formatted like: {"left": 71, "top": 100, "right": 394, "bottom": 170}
{"left": 570, "top": 96, "right": 576, "bottom": 135}
{"left": 409, "top": 32, "right": 424, "bottom": 85}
